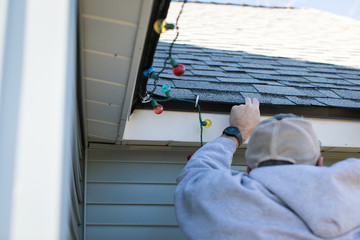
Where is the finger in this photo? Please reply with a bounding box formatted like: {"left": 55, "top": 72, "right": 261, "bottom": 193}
{"left": 252, "top": 98, "right": 260, "bottom": 107}
{"left": 245, "top": 97, "right": 251, "bottom": 105}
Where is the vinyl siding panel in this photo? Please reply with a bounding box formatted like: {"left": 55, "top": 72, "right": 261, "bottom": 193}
{"left": 85, "top": 149, "right": 191, "bottom": 240}
{"left": 86, "top": 226, "right": 185, "bottom": 240}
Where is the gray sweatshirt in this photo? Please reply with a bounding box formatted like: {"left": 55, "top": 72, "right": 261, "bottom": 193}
{"left": 175, "top": 137, "right": 360, "bottom": 240}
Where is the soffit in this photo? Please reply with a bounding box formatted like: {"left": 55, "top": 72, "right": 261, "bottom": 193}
{"left": 79, "top": 0, "right": 154, "bottom": 144}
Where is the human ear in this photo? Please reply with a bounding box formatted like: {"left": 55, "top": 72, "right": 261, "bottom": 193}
{"left": 316, "top": 156, "right": 324, "bottom": 166}
{"left": 246, "top": 165, "right": 252, "bottom": 174}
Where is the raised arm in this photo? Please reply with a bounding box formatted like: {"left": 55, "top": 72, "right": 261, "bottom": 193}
{"left": 177, "top": 97, "right": 260, "bottom": 182}
{"left": 222, "top": 97, "right": 260, "bottom": 148}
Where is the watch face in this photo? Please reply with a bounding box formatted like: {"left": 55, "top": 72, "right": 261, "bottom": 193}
{"left": 226, "top": 126, "right": 240, "bottom": 134}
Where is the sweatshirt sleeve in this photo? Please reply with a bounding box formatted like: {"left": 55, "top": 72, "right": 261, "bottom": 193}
{"left": 176, "top": 137, "right": 237, "bottom": 184}
{"left": 174, "top": 137, "right": 239, "bottom": 239}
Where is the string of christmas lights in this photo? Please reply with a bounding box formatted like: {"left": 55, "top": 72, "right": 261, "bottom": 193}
{"left": 142, "top": 0, "right": 211, "bottom": 147}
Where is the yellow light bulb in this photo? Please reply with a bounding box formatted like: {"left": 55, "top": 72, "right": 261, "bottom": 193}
{"left": 153, "top": 19, "right": 175, "bottom": 34}
{"left": 202, "top": 119, "right": 212, "bottom": 128}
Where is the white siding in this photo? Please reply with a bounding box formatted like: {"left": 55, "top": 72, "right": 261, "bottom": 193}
{"left": 85, "top": 149, "right": 188, "bottom": 240}
{"left": 0, "top": 0, "right": 83, "bottom": 239}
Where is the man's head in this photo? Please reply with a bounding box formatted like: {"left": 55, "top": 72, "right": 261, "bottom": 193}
{"left": 245, "top": 114, "right": 322, "bottom": 170}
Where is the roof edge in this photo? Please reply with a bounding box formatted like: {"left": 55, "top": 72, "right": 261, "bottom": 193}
{"left": 135, "top": 100, "right": 360, "bottom": 120}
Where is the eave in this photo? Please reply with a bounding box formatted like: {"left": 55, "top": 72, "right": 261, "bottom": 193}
{"left": 79, "top": 0, "right": 171, "bottom": 145}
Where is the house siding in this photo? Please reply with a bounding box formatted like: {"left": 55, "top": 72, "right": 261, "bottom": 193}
{"left": 85, "top": 148, "right": 190, "bottom": 240}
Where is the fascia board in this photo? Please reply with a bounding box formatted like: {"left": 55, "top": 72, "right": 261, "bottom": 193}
{"left": 115, "top": 0, "right": 155, "bottom": 144}
{"left": 123, "top": 109, "right": 360, "bottom": 149}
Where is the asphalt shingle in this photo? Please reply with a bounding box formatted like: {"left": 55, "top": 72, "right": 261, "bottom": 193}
{"left": 253, "top": 85, "right": 304, "bottom": 96}
{"left": 332, "top": 89, "right": 360, "bottom": 100}
{"left": 286, "top": 96, "right": 325, "bottom": 106}
{"left": 296, "top": 88, "right": 326, "bottom": 97}
{"left": 318, "top": 89, "right": 341, "bottom": 98}
{"left": 190, "top": 70, "right": 228, "bottom": 77}
{"left": 217, "top": 77, "right": 262, "bottom": 84}
{"left": 191, "top": 90, "right": 244, "bottom": 103}
{"left": 316, "top": 98, "right": 360, "bottom": 108}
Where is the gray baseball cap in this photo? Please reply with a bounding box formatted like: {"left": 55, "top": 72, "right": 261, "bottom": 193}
{"left": 245, "top": 114, "right": 321, "bottom": 169}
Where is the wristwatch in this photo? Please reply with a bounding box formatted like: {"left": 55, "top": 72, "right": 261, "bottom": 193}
{"left": 223, "top": 126, "right": 243, "bottom": 146}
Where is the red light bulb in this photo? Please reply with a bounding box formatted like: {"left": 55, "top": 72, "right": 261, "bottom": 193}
{"left": 170, "top": 59, "right": 185, "bottom": 77}
{"left": 173, "top": 64, "right": 185, "bottom": 76}
{"left": 153, "top": 104, "right": 163, "bottom": 114}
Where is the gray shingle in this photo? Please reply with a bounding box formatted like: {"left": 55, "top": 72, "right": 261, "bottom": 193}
{"left": 283, "top": 81, "right": 314, "bottom": 88}
{"left": 253, "top": 85, "right": 303, "bottom": 96}
{"left": 242, "top": 58, "right": 278, "bottom": 65}
{"left": 178, "top": 55, "right": 213, "bottom": 62}
{"left": 216, "top": 83, "right": 258, "bottom": 92}
{"left": 277, "top": 60, "right": 310, "bottom": 66}
{"left": 240, "top": 93, "right": 294, "bottom": 105}
{"left": 296, "top": 88, "right": 326, "bottom": 97}
{"left": 308, "top": 67, "right": 341, "bottom": 74}
{"left": 192, "top": 65, "right": 222, "bottom": 70}
{"left": 332, "top": 89, "right": 360, "bottom": 100}
{"left": 174, "top": 59, "right": 203, "bottom": 65}
{"left": 244, "top": 69, "right": 279, "bottom": 74}
{"left": 318, "top": 90, "right": 341, "bottom": 98}
{"left": 316, "top": 98, "right": 360, "bottom": 108}
{"left": 275, "top": 70, "right": 317, "bottom": 77}
{"left": 226, "top": 73, "right": 254, "bottom": 78}
{"left": 346, "top": 86, "right": 360, "bottom": 90}
{"left": 173, "top": 80, "right": 213, "bottom": 89}
{"left": 346, "top": 79, "right": 360, "bottom": 85}
{"left": 148, "top": 86, "right": 193, "bottom": 98}
{"left": 310, "top": 83, "right": 351, "bottom": 89}
{"left": 339, "top": 74, "right": 360, "bottom": 80}
{"left": 239, "top": 63, "right": 277, "bottom": 70}
{"left": 191, "top": 90, "right": 244, "bottom": 103}
{"left": 273, "top": 66, "right": 308, "bottom": 71}
{"left": 147, "top": 79, "right": 174, "bottom": 87}
{"left": 211, "top": 56, "right": 244, "bottom": 62}
{"left": 313, "top": 73, "right": 344, "bottom": 79}
{"left": 176, "top": 76, "right": 220, "bottom": 82}
{"left": 286, "top": 96, "right": 325, "bottom": 106}
{"left": 190, "top": 70, "right": 228, "bottom": 77}
{"left": 250, "top": 74, "right": 309, "bottom": 82}
{"left": 304, "top": 77, "right": 351, "bottom": 85}
{"left": 206, "top": 61, "right": 238, "bottom": 67}
{"left": 221, "top": 67, "right": 244, "bottom": 72}
{"left": 217, "top": 77, "right": 262, "bottom": 84}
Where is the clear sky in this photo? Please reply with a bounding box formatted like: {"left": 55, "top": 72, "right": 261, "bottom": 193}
{"left": 187, "top": 0, "right": 360, "bottom": 20}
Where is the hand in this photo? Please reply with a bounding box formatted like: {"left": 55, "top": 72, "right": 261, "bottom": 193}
{"left": 229, "top": 98, "right": 260, "bottom": 142}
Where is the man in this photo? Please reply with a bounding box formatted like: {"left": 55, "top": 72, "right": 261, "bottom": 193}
{"left": 175, "top": 98, "right": 360, "bottom": 240}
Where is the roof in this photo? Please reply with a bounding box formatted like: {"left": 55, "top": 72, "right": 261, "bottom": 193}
{"left": 145, "top": 2, "right": 360, "bottom": 115}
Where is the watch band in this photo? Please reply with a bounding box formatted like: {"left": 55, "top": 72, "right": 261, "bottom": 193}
{"left": 223, "top": 126, "right": 243, "bottom": 146}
